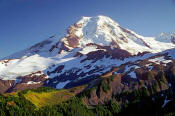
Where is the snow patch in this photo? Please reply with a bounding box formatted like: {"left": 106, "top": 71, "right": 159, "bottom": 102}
{"left": 145, "top": 63, "right": 153, "bottom": 70}
{"left": 125, "top": 65, "right": 140, "bottom": 72}
{"left": 56, "top": 80, "right": 70, "bottom": 89}
{"left": 128, "top": 71, "right": 137, "bottom": 78}
{"left": 162, "top": 99, "right": 171, "bottom": 108}
{"left": 149, "top": 56, "right": 172, "bottom": 65}
{"left": 79, "top": 46, "right": 98, "bottom": 54}
{"left": 26, "top": 81, "right": 41, "bottom": 85}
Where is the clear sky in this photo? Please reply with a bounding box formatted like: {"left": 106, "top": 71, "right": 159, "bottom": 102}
{"left": 0, "top": 0, "right": 175, "bottom": 58}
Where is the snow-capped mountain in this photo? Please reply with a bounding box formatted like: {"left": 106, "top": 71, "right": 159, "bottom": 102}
{"left": 0, "top": 15, "right": 175, "bottom": 93}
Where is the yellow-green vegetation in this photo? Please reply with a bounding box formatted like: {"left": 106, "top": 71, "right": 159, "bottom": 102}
{"left": 24, "top": 89, "right": 74, "bottom": 108}
{"left": 2, "top": 92, "right": 19, "bottom": 97}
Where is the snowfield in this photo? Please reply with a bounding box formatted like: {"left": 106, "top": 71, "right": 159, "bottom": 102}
{"left": 149, "top": 56, "right": 172, "bottom": 65}
{"left": 0, "top": 15, "right": 175, "bottom": 90}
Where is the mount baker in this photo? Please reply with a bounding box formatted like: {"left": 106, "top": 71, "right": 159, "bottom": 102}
{"left": 0, "top": 15, "right": 175, "bottom": 93}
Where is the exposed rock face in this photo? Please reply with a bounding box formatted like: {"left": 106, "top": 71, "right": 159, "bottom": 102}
{"left": 82, "top": 55, "right": 173, "bottom": 106}
{"left": 171, "top": 36, "right": 175, "bottom": 44}
{"left": 83, "top": 75, "right": 126, "bottom": 106}
{"left": 0, "top": 71, "right": 48, "bottom": 93}
{"left": 0, "top": 80, "right": 15, "bottom": 93}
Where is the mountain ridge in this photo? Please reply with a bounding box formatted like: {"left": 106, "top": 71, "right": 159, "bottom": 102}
{"left": 0, "top": 15, "right": 175, "bottom": 93}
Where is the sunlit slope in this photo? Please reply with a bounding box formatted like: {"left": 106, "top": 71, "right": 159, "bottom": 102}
{"left": 24, "top": 89, "right": 74, "bottom": 108}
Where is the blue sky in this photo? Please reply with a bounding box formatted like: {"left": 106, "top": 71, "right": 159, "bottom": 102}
{"left": 0, "top": 0, "right": 175, "bottom": 58}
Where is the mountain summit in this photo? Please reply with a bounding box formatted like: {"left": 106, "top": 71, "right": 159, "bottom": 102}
{"left": 60, "top": 15, "right": 175, "bottom": 55}
{"left": 0, "top": 15, "right": 175, "bottom": 93}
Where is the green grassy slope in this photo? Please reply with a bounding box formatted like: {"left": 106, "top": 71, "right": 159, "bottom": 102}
{"left": 24, "top": 89, "right": 74, "bottom": 108}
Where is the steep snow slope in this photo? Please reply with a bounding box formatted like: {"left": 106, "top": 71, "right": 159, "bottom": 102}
{"left": 0, "top": 15, "right": 175, "bottom": 90}
{"left": 61, "top": 15, "right": 175, "bottom": 54}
